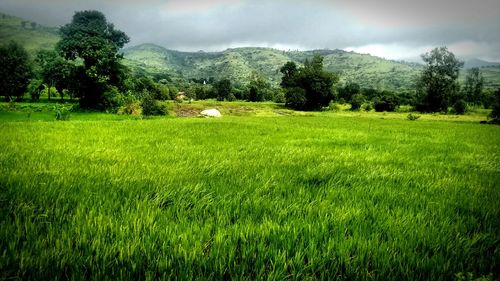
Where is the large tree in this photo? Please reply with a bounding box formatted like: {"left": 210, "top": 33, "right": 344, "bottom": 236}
{"left": 416, "top": 47, "right": 463, "bottom": 112}
{"left": 57, "top": 10, "right": 129, "bottom": 109}
{"left": 280, "top": 55, "right": 338, "bottom": 110}
{"left": 0, "top": 41, "right": 32, "bottom": 101}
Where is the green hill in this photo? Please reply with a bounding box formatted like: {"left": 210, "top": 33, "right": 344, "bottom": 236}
{"left": 123, "top": 44, "right": 423, "bottom": 91}
{"left": 1, "top": 12, "right": 499, "bottom": 92}
{"left": 0, "top": 12, "right": 59, "bottom": 54}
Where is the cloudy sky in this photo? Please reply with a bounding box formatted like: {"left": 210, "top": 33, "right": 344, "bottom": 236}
{"left": 1, "top": 0, "right": 499, "bottom": 61}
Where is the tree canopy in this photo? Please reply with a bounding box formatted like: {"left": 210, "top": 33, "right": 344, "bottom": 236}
{"left": 57, "top": 10, "right": 130, "bottom": 109}
{"left": 0, "top": 41, "right": 32, "bottom": 101}
{"left": 416, "top": 47, "right": 463, "bottom": 112}
{"left": 280, "top": 55, "right": 338, "bottom": 111}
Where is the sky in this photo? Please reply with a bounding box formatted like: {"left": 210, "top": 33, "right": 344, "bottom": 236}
{"left": 1, "top": 0, "right": 499, "bottom": 62}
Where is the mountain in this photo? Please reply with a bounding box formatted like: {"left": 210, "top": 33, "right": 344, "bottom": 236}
{"left": 1, "top": 12, "right": 499, "bottom": 91}
{"left": 464, "top": 58, "right": 500, "bottom": 69}
{"left": 0, "top": 12, "right": 59, "bottom": 54}
{"left": 123, "top": 44, "right": 423, "bottom": 91}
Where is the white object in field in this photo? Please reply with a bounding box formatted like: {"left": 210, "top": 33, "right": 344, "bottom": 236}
{"left": 200, "top": 109, "right": 222, "bottom": 117}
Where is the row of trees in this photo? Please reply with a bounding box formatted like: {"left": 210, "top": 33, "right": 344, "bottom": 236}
{"left": 278, "top": 46, "right": 498, "bottom": 115}
{"left": 0, "top": 10, "right": 498, "bottom": 119}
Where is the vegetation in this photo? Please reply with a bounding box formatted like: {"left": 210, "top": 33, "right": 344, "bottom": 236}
{"left": 463, "top": 67, "right": 484, "bottom": 105}
{"left": 416, "top": 47, "right": 464, "bottom": 113}
{"left": 280, "top": 55, "right": 338, "bottom": 110}
{"left": 0, "top": 109, "right": 498, "bottom": 280}
{"left": 0, "top": 9, "right": 499, "bottom": 279}
{"left": 57, "top": 10, "right": 130, "bottom": 109}
{"left": 0, "top": 41, "right": 32, "bottom": 101}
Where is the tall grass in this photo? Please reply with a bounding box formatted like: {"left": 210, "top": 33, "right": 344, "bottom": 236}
{"left": 0, "top": 114, "right": 499, "bottom": 280}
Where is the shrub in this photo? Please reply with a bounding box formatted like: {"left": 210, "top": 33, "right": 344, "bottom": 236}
{"left": 350, "top": 94, "right": 365, "bottom": 111}
{"left": 274, "top": 90, "right": 286, "bottom": 103}
{"left": 328, "top": 101, "right": 343, "bottom": 112}
{"left": 374, "top": 94, "right": 398, "bottom": 112}
{"left": 118, "top": 96, "right": 142, "bottom": 116}
{"left": 407, "top": 113, "right": 420, "bottom": 121}
{"left": 142, "top": 94, "right": 167, "bottom": 116}
{"left": 362, "top": 102, "right": 373, "bottom": 112}
{"left": 452, "top": 99, "right": 467, "bottom": 115}
{"left": 55, "top": 104, "right": 72, "bottom": 121}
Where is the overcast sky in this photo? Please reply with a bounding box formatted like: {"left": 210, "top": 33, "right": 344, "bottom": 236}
{"left": 1, "top": 0, "right": 499, "bottom": 61}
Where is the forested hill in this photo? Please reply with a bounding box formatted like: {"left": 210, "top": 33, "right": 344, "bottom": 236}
{"left": 0, "top": 12, "right": 59, "bottom": 54}
{"left": 2, "top": 12, "right": 499, "bottom": 91}
{"left": 122, "top": 44, "right": 423, "bottom": 91}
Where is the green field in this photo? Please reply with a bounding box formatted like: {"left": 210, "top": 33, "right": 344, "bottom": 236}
{"left": 0, "top": 104, "right": 499, "bottom": 280}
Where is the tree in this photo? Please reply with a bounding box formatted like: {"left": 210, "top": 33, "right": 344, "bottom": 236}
{"left": 247, "top": 72, "right": 271, "bottom": 102}
{"left": 27, "top": 79, "right": 44, "bottom": 101}
{"left": 373, "top": 91, "right": 399, "bottom": 112}
{"left": 338, "top": 82, "right": 360, "bottom": 103}
{"left": 0, "top": 41, "right": 32, "bottom": 101}
{"left": 280, "top": 61, "right": 298, "bottom": 88}
{"left": 57, "top": 10, "right": 129, "bottom": 109}
{"left": 416, "top": 47, "right": 463, "bottom": 112}
{"left": 463, "top": 67, "right": 484, "bottom": 105}
{"left": 490, "top": 89, "right": 500, "bottom": 120}
{"left": 350, "top": 94, "right": 365, "bottom": 111}
{"left": 280, "top": 55, "right": 338, "bottom": 110}
{"left": 214, "top": 79, "right": 232, "bottom": 101}
{"left": 35, "top": 50, "right": 73, "bottom": 101}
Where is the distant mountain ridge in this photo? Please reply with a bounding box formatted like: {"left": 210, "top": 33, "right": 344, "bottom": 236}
{"left": 0, "top": 12, "right": 59, "bottom": 53}
{"left": 122, "top": 43, "right": 424, "bottom": 91}
{"left": 464, "top": 58, "right": 500, "bottom": 69}
{"left": 2, "top": 12, "right": 499, "bottom": 91}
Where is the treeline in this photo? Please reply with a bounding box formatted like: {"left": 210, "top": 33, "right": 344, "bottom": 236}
{"left": 1, "top": 10, "right": 499, "bottom": 121}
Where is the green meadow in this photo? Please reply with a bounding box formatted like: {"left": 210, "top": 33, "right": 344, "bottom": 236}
{"left": 0, "top": 103, "right": 499, "bottom": 280}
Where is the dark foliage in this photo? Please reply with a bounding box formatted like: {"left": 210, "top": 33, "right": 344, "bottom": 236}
{"left": 280, "top": 55, "right": 338, "bottom": 110}
{"left": 0, "top": 41, "right": 32, "bottom": 101}
{"left": 452, "top": 99, "right": 467, "bottom": 115}
{"left": 490, "top": 89, "right": 500, "bottom": 120}
{"left": 141, "top": 93, "right": 167, "bottom": 116}
{"left": 214, "top": 79, "right": 232, "bottom": 101}
{"left": 416, "top": 47, "right": 463, "bottom": 112}
{"left": 373, "top": 92, "right": 399, "bottom": 112}
{"left": 56, "top": 10, "right": 130, "bottom": 109}
{"left": 350, "top": 94, "right": 365, "bottom": 111}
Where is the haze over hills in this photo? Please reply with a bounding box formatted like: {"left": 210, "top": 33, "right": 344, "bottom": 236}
{"left": 0, "top": 12, "right": 58, "bottom": 53}
{"left": 1, "top": 12, "right": 499, "bottom": 91}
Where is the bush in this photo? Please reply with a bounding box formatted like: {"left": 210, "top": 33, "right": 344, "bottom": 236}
{"left": 374, "top": 94, "right": 398, "bottom": 112}
{"left": 54, "top": 104, "right": 72, "bottom": 121}
{"left": 350, "top": 94, "right": 365, "bottom": 111}
{"left": 101, "top": 86, "right": 125, "bottom": 111}
{"left": 452, "top": 99, "right": 467, "bottom": 115}
{"left": 27, "top": 79, "right": 44, "bottom": 102}
{"left": 407, "top": 113, "right": 420, "bottom": 121}
{"left": 142, "top": 94, "right": 167, "bottom": 116}
{"left": 118, "top": 96, "right": 141, "bottom": 116}
{"left": 274, "top": 90, "right": 286, "bottom": 103}
{"left": 362, "top": 102, "right": 373, "bottom": 112}
{"left": 328, "top": 101, "right": 343, "bottom": 112}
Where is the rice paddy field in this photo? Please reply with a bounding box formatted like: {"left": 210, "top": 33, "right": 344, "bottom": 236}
{"left": 0, "top": 103, "right": 499, "bottom": 280}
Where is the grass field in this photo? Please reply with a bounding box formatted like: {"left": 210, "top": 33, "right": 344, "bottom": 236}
{"left": 0, "top": 103, "right": 499, "bottom": 280}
